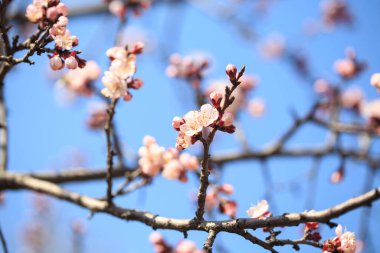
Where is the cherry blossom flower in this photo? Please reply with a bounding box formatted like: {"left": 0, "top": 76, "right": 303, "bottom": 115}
{"left": 225, "top": 64, "right": 237, "bottom": 80}
{"left": 106, "top": 47, "right": 128, "bottom": 60}
{"left": 197, "top": 104, "right": 219, "bottom": 127}
{"left": 180, "top": 110, "right": 203, "bottom": 137}
{"left": 334, "top": 48, "right": 365, "bottom": 79}
{"left": 65, "top": 56, "right": 78, "bottom": 69}
{"left": 101, "top": 71, "right": 126, "bottom": 99}
{"left": 175, "top": 131, "right": 193, "bottom": 151}
{"left": 259, "top": 34, "right": 286, "bottom": 59}
{"left": 109, "top": 54, "right": 136, "bottom": 79}
{"left": 54, "top": 30, "right": 77, "bottom": 51}
{"left": 138, "top": 136, "right": 165, "bottom": 177}
{"left": 370, "top": 73, "right": 380, "bottom": 92}
{"left": 108, "top": 0, "right": 126, "bottom": 20}
{"left": 26, "top": 4, "right": 44, "bottom": 23}
{"left": 360, "top": 100, "right": 380, "bottom": 133}
{"left": 179, "top": 153, "right": 199, "bottom": 171}
{"left": 162, "top": 160, "right": 184, "bottom": 180}
{"left": 247, "top": 200, "right": 270, "bottom": 219}
{"left": 323, "top": 225, "right": 356, "bottom": 253}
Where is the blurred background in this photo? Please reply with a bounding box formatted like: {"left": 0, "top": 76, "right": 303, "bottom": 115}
{"left": 1, "top": 0, "right": 380, "bottom": 252}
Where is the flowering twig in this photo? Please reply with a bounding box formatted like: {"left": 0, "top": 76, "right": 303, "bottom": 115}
{"left": 195, "top": 65, "right": 246, "bottom": 221}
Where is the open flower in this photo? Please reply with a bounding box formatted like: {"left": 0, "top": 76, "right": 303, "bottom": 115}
{"left": 180, "top": 110, "right": 202, "bottom": 137}
{"left": 197, "top": 104, "right": 219, "bottom": 127}
{"left": 101, "top": 71, "right": 127, "bottom": 99}
{"left": 247, "top": 200, "right": 270, "bottom": 219}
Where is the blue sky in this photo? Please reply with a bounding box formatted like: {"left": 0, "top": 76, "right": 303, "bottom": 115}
{"left": 1, "top": 0, "right": 380, "bottom": 252}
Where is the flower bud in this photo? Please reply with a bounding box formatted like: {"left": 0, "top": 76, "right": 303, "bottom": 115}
{"left": 172, "top": 116, "right": 182, "bottom": 130}
{"left": 56, "top": 3, "right": 68, "bottom": 16}
{"left": 209, "top": 90, "right": 223, "bottom": 107}
{"left": 132, "top": 42, "right": 144, "bottom": 54}
{"left": 46, "top": 7, "right": 58, "bottom": 21}
{"left": 49, "top": 55, "right": 64, "bottom": 70}
{"left": 225, "top": 64, "right": 237, "bottom": 80}
{"left": 65, "top": 56, "right": 78, "bottom": 69}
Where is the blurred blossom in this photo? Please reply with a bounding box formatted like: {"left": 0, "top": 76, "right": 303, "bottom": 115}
{"left": 248, "top": 98, "right": 265, "bottom": 117}
{"left": 59, "top": 60, "right": 101, "bottom": 97}
{"left": 86, "top": 102, "right": 108, "bottom": 130}
{"left": 340, "top": 86, "right": 363, "bottom": 111}
{"left": 314, "top": 79, "right": 334, "bottom": 97}
{"left": 370, "top": 73, "right": 380, "bottom": 93}
{"left": 334, "top": 48, "right": 365, "bottom": 79}
{"left": 175, "top": 240, "right": 202, "bottom": 253}
{"left": 320, "top": 0, "right": 353, "bottom": 28}
{"left": 259, "top": 34, "right": 286, "bottom": 59}
{"left": 360, "top": 100, "right": 380, "bottom": 133}
{"left": 71, "top": 219, "right": 86, "bottom": 235}
{"left": 166, "top": 53, "right": 210, "bottom": 87}
{"left": 149, "top": 232, "right": 172, "bottom": 253}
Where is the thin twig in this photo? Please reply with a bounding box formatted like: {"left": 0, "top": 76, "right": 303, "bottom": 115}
{"left": 0, "top": 223, "right": 9, "bottom": 253}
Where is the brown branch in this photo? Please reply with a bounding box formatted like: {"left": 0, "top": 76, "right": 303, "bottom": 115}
{"left": 0, "top": 172, "right": 379, "bottom": 247}
{"left": 236, "top": 229, "right": 278, "bottom": 253}
{"left": 0, "top": 223, "right": 9, "bottom": 253}
{"left": 105, "top": 98, "right": 119, "bottom": 206}
{"left": 203, "top": 229, "right": 218, "bottom": 252}
{"left": 194, "top": 65, "right": 245, "bottom": 221}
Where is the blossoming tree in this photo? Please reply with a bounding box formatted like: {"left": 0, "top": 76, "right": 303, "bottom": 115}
{"left": 0, "top": 0, "right": 379, "bottom": 253}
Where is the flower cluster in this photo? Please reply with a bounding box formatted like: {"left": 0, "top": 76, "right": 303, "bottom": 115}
{"left": 334, "top": 48, "right": 365, "bottom": 79}
{"left": 166, "top": 53, "right": 210, "bottom": 88}
{"left": 101, "top": 43, "right": 144, "bottom": 101}
{"left": 303, "top": 210, "right": 322, "bottom": 243}
{"left": 320, "top": 0, "right": 353, "bottom": 28}
{"left": 204, "top": 184, "right": 237, "bottom": 218}
{"left": 149, "top": 232, "right": 203, "bottom": 253}
{"left": 246, "top": 200, "right": 271, "bottom": 219}
{"left": 138, "top": 136, "right": 199, "bottom": 182}
{"left": 105, "top": 0, "right": 151, "bottom": 20}
{"left": 173, "top": 103, "right": 235, "bottom": 150}
{"left": 322, "top": 225, "right": 356, "bottom": 253}
{"left": 25, "top": 0, "right": 86, "bottom": 70}
{"left": 58, "top": 61, "right": 101, "bottom": 96}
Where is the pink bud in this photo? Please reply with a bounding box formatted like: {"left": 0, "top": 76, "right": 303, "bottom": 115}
{"left": 123, "top": 92, "right": 133, "bottom": 101}
{"left": 109, "top": 0, "right": 126, "bottom": 20}
{"left": 172, "top": 116, "right": 182, "bottom": 130}
{"left": 46, "top": 7, "right": 58, "bottom": 21}
{"left": 71, "top": 36, "right": 79, "bottom": 47}
{"left": 221, "top": 112, "right": 234, "bottom": 126}
{"left": 49, "top": 55, "right": 64, "bottom": 71}
{"left": 65, "top": 56, "right": 78, "bottom": 69}
{"left": 132, "top": 42, "right": 144, "bottom": 54}
{"left": 210, "top": 90, "right": 223, "bottom": 106}
{"left": 219, "top": 183, "right": 234, "bottom": 195}
{"left": 129, "top": 78, "right": 143, "bottom": 89}
{"left": 370, "top": 73, "right": 380, "bottom": 92}
{"left": 225, "top": 64, "right": 237, "bottom": 80}
{"left": 56, "top": 3, "right": 68, "bottom": 16}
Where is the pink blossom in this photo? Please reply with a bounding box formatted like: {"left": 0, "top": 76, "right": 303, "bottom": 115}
{"left": 163, "top": 148, "right": 178, "bottom": 163}
{"left": 101, "top": 71, "right": 127, "bottom": 99}
{"left": 56, "top": 3, "right": 68, "bottom": 16}
{"left": 209, "top": 90, "right": 223, "bottom": 106}
{"left": 248, "top": 98, "right": 265, "bottom": 117}
{"left": 334, "top": 59, "right": 355, "bottom": 78}
{"left": 221, "top": 112, "right": 234, "bottom": 126}
{"left": 370, "top": 73, "right": 380, "bottom": 92}
{"left": 220, "top": 200, "right": 237, "bottom": 218}
{"left": 172, "top": 116, "right": 183, "bottom": 130}
{"left": 106, "top": 47, "right": 127, "bottom": 60}
{"left": 180, "top": 110, "right": 202, "bottom": 137}
{"left": 50, "top": 16, "right": 68, "bottom": 36}
{"left": 109, "top": 0, "right": 126, "bottom": 20}
{"left": 239, "top": 75, "right": 258, "bottom": 90}
{"left": 218, "top": 184, "right": 234, "bottom": 195}
{"left": 175, "top": 240, "right": 199, "bottom": 253}
{"left": 205, "top": 190, "right": 218, "bottom": 211}
{"left": 162, "top": 160, "right": 184, "bottom": 180}
{"left": 109, "top": 54, "right": 136, "bottom": 79}
{"left": 336, "top": 225, "right": 356, "bottom": 253}
{"left": 128, "top": 78, "right": 143, "bottom": 89}
{"left": 143, "top": 135, "right": 156, "bottom": 147}
{"left": 198, "top": 104, "right": 219, "bottom": 127}
{"left": 259, "top": 34, "right": 286, "bottom": 59}
{"left": 138, "top": 139, "right": 165, "bottom": 177}
{"left": 65, "top": 56, "right": 78, "bottom": 69}
{"left": 49, "top": 55, "right": 64, "bottom": 71}
{"left": 340, "top": 87, "right": 363, "bottom": 110}
{"left": 54, "top": 30, "right": 76, "bottom": 50}
{"left": 175, "top": 131, "right": 192, "bottom": 151}
{"left": 122, "top": 92, "right": 133, "bottom": 101}
{"left": 86, "top": 102, "right": 108, "bottom": 129}
{"left": 179, "top": 153, "right": 199, "bottom": 171}
{"left": 132, "top": 42, "right": 145, "bottom": 54}
{"left": 25, "top": 4, "right": 44, "bottom": 23}
{"left": 149, "top": 232, "right": 165, "bottom": 245}
{"left": 46, "top": 7, "right": 58, "bottom": 21}
{"left": 330, "top": 169, "right": 344, "bottom": 184}
{"left": 247, "top": 200, "right": 270, "bottom": 219}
